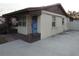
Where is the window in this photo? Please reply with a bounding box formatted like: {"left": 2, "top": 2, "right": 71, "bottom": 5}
{"left": 18, "top": 15, "right": 26, "bottom": 26}
{"left": 52, "top": 16, "right": 56, "bottom": 27}
{"left": 70, "top": 19, "right": 73, "bottom": 22}
{"left": 11, "top": 17, "right": 18, "bottom": 26}
{"left": 62, "top": 18, "right": 64, "bottom": 25}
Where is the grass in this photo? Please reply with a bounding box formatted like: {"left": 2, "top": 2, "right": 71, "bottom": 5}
{"left": 0, "top": 36, "right": 8, "bottom": 44}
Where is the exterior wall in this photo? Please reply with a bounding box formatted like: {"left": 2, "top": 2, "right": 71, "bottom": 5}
{"left": 40, "top": 10, "right": 69, "bottom": 39}
{"left": 17, "top": 15, "right": 41, "bottom": 35}
{"left": 17, "top": 15, "right": 27, "bottom": 35}
{"left": 69, "top": 20, "right": 79, "bottom": 30}
{"left": 63, "top": 17, "right": 69, "bottom": 31}
{"left": 37, "top": 16, "right": 41, "bottom": 33}
{"left": 18, "top": 26, "right": 27, "bottom": 35}
{"left": 26, "top": 15, "right": 41, "bottom": 34}
{"left": 26, "top": 15, "right": 32, "bottom": 34}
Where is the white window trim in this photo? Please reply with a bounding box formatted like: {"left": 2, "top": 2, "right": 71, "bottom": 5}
{"left": 18, "top": 16, "right": 26, "bottom": 26}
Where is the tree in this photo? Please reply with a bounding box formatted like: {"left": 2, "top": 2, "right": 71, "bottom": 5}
{"left": 67, "top": 10, "right": 79, "bottom": 19}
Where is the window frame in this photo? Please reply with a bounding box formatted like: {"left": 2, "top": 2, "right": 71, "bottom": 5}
{"left": 18, "top": 15, "right": 26, "bottom": 26}
{"left": 52, "top": 16, "right": 56, "bottom": 27}
{"left": 62, "top": 18, "right": 64, "bottom": 25}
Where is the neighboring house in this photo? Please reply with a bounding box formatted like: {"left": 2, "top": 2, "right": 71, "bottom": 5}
{"left": 2, "top": 3, "right": 70, "bottom": 42}
{"left": 67, "top": 11, "right": 79, "bottom": 30}
{"left": 69, "top": 18, "right": 79, "bottom": 30}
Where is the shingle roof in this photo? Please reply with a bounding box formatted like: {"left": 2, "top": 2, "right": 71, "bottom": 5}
{"left": 3, "top": 3, "right": 68, "bottom": 17}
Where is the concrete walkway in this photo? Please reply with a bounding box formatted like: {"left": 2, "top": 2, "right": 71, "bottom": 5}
{"left": 0, "top": 31, "right": 79, "bottom": 56}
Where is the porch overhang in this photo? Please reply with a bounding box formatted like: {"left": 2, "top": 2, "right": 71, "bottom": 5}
{"left": 2, "top": 10, "right": 41, "bottom": 18}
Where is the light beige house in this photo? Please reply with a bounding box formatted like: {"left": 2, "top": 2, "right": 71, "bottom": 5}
{"left": 2, "top": 3, "right": 70, "bottom": 42}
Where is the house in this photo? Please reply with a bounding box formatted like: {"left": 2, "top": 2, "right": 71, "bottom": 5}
{"left": 2, "top": 3, "right": 70, "bottom": 43}
{"left": 67, "top": 12, "right": 79, "bottom": 31}
{"left": 69, "top": 18, "right": 79, "bottom": 31}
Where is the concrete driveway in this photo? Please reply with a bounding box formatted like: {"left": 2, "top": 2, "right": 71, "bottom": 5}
{"left": 0, "top": 31, "right": 79, "bottom": 56}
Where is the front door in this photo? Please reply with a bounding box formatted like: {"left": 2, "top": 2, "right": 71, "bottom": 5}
{"left": 32, "top": 16, "right": 37, "bottom": 33}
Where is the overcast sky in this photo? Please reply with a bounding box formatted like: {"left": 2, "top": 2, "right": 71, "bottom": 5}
{"left": 0, "top": 0, "right": 79, "bottom": 16}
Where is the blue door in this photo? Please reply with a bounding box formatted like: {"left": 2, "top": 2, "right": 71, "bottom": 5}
{"left": 32, "top": 16, "right": 37, "bottom": 33}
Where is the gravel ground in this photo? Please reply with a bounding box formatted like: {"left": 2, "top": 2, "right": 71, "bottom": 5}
{"left": 0, "top": 31, "right": 79, "bottom": 56}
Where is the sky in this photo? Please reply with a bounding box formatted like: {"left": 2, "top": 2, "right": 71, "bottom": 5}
{"left": 0, "top": 0, "right": 79, "bottom": 16}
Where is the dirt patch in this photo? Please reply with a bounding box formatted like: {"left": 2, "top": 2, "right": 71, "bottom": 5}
{"left": 0, "top": 36, "right": 8, "bottom": 44}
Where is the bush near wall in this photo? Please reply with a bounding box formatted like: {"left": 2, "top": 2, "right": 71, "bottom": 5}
{"left": 0, "top": 36, "right": 8, "bottom": 44}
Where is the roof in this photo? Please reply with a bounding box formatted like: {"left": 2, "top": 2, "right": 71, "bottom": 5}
{"left": 3, "top": 3, "right": 68, "bottom": 17}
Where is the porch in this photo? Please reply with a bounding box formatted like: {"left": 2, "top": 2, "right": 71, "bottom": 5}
{"left": 4, "top": 13, "right": 41, "bottom": 43}
{"left": 0, "top": 33, "right": 40, "bottom": 43}
{"left": 16, "top": 15, "right": 41, "bottom": 43}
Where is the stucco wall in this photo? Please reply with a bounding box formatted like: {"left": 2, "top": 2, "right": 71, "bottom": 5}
{"left": 17, "top": 15, "right": 41, "bottom": 35}
{"left": 37, "top": 16, "right": 41, "bottom": 33}
{"left": 17, "top": 15, "right": 27, "bottom": 35}
{"left": 63, "top": 17, "right": 70, "bottom": 31}
{"left": 18, "top": 26, "right": 27, "bottom": 35}
{"left": 40, "top": 10, "right": 69, "bottom": 39}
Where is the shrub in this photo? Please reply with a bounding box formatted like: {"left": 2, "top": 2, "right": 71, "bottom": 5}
{"left": 0, "top": 36, "right": 8, "bottom": 44}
